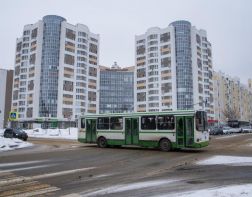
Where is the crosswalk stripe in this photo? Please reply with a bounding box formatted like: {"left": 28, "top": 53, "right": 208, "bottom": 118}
{"left": 5, "top": 186, "right": 60, "bottom": 197}
{"left": 0, "top": 164, "right": 55, "bottom": 173}
{"left": 0, "top": 160, "right": 49, "bottom": 167}
{"left": 0, "top": 167, "right": 96, "bottom": 186}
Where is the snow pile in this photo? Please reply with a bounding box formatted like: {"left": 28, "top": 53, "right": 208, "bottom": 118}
{"left": 82, "top": 179, "right": 177, "bottom": 197}
{"left": 171, "top": 184, "right": 252, "bottom": 197}
{"left": 24, "top": 128, "right": 78, "bottom": 140}
{"left": 0, "top": 136, "right": 33, "bottom": 152}
{"left": 197, "top": 155, "right": 252, "bottom": 166}
{"left": 0, "top": 129, "right": 4, "bottom": 136}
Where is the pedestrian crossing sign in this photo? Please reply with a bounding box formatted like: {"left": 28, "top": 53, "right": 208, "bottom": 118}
{"left": 9, "top": 112, "right": 18, "bottom": 121}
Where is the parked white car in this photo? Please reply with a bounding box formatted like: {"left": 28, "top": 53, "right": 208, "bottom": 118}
{"left": 228, "top": 127, "right": 242, "bottom": 133}
{"left": 241, "top": 126, "right": 252, "bottom": 133}
{"left": 222, "top": 126, "right": 232, "bottom": 134}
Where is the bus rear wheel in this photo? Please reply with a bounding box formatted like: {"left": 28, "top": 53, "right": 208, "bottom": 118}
{"left": 159, "top": 138, "right": 172, "bottom": 152}
{"left": 97, "top": 137, "right": 107, "bottom": 148}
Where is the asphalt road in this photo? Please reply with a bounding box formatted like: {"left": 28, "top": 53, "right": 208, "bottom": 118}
{"left": 0, "top": 134, "right": 252, "bottom": 197}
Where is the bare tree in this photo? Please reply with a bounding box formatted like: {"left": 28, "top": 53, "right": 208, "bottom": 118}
{"left": 222, "top": 106, "right": 240, "bottom": 121}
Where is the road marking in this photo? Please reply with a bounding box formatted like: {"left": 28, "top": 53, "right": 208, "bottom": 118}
{"left": 0, "top": 160, "right": 49, "bottom": 167}
{"left": 0, "top": 164, "right": 56, "bottom": 173}
{"left": 8, "top": 186, "right": 60, "bottom": 197}
{"left": 0, "top": 167, "right": 96, "bottom": 186}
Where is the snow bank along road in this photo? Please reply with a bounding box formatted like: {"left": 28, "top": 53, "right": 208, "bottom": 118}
{"left": 0, "top": 134, "right": 252, "bottom": 196}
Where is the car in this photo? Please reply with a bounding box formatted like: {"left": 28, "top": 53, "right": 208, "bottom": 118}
{"left": 241, "top": 126, "right": 252, "bottom": 133}
{"left": 209, "top": 126, "right": 223, "bottom": 135}
{"left": 222, "top": 126, "right": 232, "bottom": 134}
{"left": 3, "top": 128, "right": 28, "bottom": 141}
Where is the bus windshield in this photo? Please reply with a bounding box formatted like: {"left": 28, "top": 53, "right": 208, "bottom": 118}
{"left": 196, "top": 111, "right": 208, "bottom": 131}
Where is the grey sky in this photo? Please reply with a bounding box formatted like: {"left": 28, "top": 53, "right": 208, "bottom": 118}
{"left": 0, "top": 0, "right": 251, "bottom": 84}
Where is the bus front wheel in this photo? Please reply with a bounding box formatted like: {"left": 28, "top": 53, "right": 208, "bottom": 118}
{"left": 97, "top": 137, "right": 107, "bottom": 148}
{"left": 159, "top": 138, "right": 172, "bottom": 152}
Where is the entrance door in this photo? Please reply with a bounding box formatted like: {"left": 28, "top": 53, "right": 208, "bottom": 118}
{"left": 176, "top": 116, "right": 194, "bottom": 148}
{"left": 185, "top": 117, "right": 194, "bottom": 146}
{"left": 86, "top": 119, "right": 97, "bottom": 143}
{"left": 176, "top": 116, "right": 185, "bottom": 148}
{"left": 125, "top": 118, "right": 139, "bottom": 145}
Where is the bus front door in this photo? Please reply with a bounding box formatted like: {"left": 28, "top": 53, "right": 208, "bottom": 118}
{"left": 125, "top": 118, "right": 139, "bottom": 145}
{"left": 185, "top": 117, "right": 194, "bottom": 146}
{"left": 176, "top": 116, "right": 194, "bottom": 148}
{"left": 86, "top": 119, "right": 97, "bottom": 143}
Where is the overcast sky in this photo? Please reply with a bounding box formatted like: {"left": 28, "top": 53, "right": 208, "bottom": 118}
{"left": 0, "top": 0, "right": 251, "bottom": 84}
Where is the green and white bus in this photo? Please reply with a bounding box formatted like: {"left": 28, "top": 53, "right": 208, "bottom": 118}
{"left": 78, "top": 110, "right": 209, "bottom": 151}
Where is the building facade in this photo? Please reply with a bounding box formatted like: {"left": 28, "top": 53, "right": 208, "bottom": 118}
{"left": 213, "top": 71, "right": 252, "bottom": 123}
{"left": 99, "top": 63, "right": 134, "bottom": 113}
{"left": 0, "top": 69, "right": 13, "bottom": 128}
{"left": 249, "top": 79, "right": 252, "bottom": 89}
{"left": 135, "top": 20, "right": 214, "bottom": 119}
{"left": 12, "top": 15, "right": 99, "bottom": 122}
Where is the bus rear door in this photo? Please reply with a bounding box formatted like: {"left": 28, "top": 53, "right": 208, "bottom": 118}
{"left": 86, "top": 119, "right": 97, "bottom": 143}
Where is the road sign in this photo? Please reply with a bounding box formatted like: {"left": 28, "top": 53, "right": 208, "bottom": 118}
{"left": 9, "top": 112, "right": 18, "bottom": 121}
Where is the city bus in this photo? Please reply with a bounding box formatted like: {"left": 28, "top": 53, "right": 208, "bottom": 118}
{"left": 78, "top": 110, "right": 209, "bottom": 151}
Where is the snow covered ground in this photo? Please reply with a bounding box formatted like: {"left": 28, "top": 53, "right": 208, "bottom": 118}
{"left": 24, "top": 128, "right": 78, "bottom": 140}
{"left": 0, "top": 127, "right": 77, "bottom": 152}
{"left": 166, "top": 184, "right": 252, "bottom": 197}
{"left": 197, "top": 155, "right": 252, "bottom": 166}
{"left": 0, "top": 136, "right": 33, "bottom": 152}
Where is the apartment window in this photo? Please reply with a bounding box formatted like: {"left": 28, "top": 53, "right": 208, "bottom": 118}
{"left": 147, "top": 34, "right": 158, "bottom": 40}
{"left": 65, "top": 41, "right": 75, "bottom": 53}
{"left": 196, "top": 34, "right": 201, "bottom": 45}
{"left": 28, "top": 80, "right": 34, "bottom": 91}
{"left": 23, "top": 30, "right": 30, "bottom": 36}
{"left": 89, "top": 43, "right": 97, "bottom": 54}
{"left": 161, "top": 57, "right": 171, "bottom": 68}
{"left": 66, "top": 29, "right": 76, "bottom": 40}
{"left": 90, "top": 37, "right": 98, "bottom": 43}
{"left": 137, "top": 45, "right": 145, "bottom": 55}
{"left": 148, "top": 47, "right": 158, "bottom": 52}
{"left": 160, "top": 32, "right": 170, "bottom": 43}
{"left": 77, "top": 50, "right": 87, "bottom": 56}
{"left": 16, "top": 42, "right": 22, "bottom": 52}
{"left": 78, "top": 38, "right": 87, "bottom": 43}
{"left": 89, "top": 67, "right": 97, "bottom": 77}
{"left": 137, "top": 68, "right": 146, "bottom": 78}
{"left": 29, "top": 54, "right": 36, "bottom": 65}
{"left": 137, "top": 92, "right": 146, "bottom": 102}
{"left": 161, "top": 83, "right": 172, "bottom": 93}
{"left": 63, "top": 80, "right": 74, "bottom": 92}
{"left": 64, "top": 54, "right": 75, "bottom": 65}
{"left": 137, "top": 39, "right": 145, "bottom": 44}
{"left": 78, "top": 31, "right": 87, "bottom": 37}
{"left": 31, "top": 28, "right": 38, "bottom": 39}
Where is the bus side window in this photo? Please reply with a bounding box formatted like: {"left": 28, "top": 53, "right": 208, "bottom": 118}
{"left": 141, "top": 116, "right": 156, "bottom": 130}
{"left": 110, "top": 117, "right": 123, "bottom": 130}
{"left": 157, "top": 115, "right": 175, "bottom": 130}
{"left": 81, "top": 118, "right": 85, "bottom": 129}
{"left": 97, "top": 117, "right": 109, "bottom": 130}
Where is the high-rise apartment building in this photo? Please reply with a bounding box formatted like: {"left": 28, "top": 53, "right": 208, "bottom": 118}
{"left": 213, "top": 71, "right": 252, "bottom": 122}
{"left": 99, "top": 63, "right": 134, "bottom": 113}
{"left": 249, "top": 79, "right": 252, "bottom": 89}
{"left": 12, "top": 15, "right": 99, "bottom": 121}
{"left": 135, "top": 20, "right": 214, "bottom": 119}
{"left": 0, "top": 69, "right": 13, "bottom": 128}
